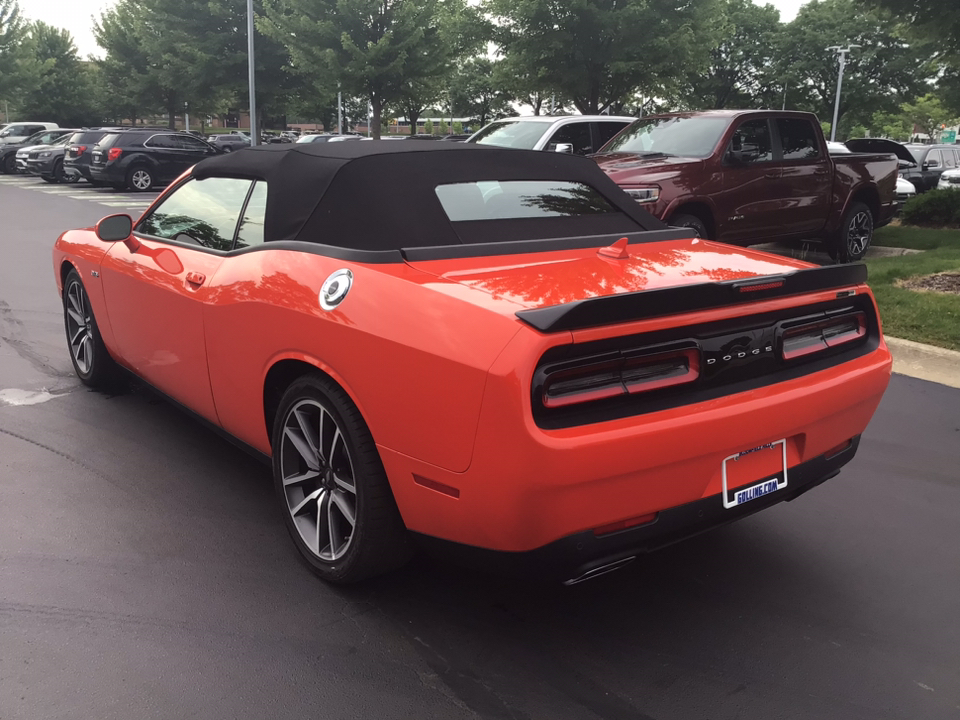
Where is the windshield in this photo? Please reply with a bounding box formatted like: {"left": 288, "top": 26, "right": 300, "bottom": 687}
{"left": 907, "top": 146, "right": 927, "bottom": 163}
{"left": 599, "top": 116, "right": 730, "bottom": 158}
{"left": 469, "top": 120, "right": 551, "bottom": 150}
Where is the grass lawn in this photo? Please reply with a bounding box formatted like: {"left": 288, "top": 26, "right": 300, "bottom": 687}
{"left": 865, "top": 225, "right": 960, "bottom": 350}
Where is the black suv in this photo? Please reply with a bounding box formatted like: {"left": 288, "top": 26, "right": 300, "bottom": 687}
{"left": 902, "top": 144, "right": 960, "bottom": 193}
{"left": 63, "top": 128, "right": 126, "bottom": 185}
{"left": 89, "top": 129, "right": 221, "bottom": 192}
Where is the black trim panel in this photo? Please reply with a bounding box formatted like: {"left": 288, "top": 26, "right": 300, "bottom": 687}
{"left": 400, "top": 228, "right": 694, "bottom": 262}
{"left": 516, "top": 263, "right": 867, "bottom": 333}
{"left": 412, "top": 436, "right": 861, "bottom": 583}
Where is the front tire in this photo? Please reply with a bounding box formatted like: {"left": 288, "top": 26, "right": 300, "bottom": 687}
{"left": 126, "top": 166, "right": 154, "bottom": 192}
{"left": 2, "top": 153, "right": 15, "bottom": 174}
{"left": 670, "top": 213, "right": 709, "bottom": 239}
{"left": 829, "top": 201, "right": 873, "bottom": 263}
{"left": 62, "top": 269, "right": 117, "bottom": 388}
{"left": 272, "top": 374, "right": 411, "bottom": 584}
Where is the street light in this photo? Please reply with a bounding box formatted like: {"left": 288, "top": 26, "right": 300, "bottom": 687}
{"left": 247, "top": 0, "right": 258, "bottom": 146}
{"left": 826, "top": 44, "right": 860, "bottom": 142}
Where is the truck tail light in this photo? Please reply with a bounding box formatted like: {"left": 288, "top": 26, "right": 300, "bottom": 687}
{"left": 541, "top": 347, "right": 700, "bottom": 409}
{"left": 780, "top": 311, "right": 866, "bottom": 361}
{"left": 107, "top": 148, "right": 123, "bottom": 162}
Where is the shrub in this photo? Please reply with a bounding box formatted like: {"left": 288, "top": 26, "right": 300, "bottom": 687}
{"left": 439, "top": 120, "right": 448, "bottom": 135}
{"left": 901, "top": 189, "right": 960, "bottom": 228}
{"left": 423, "top": 119, "right": 433, "bottom": 134}
{"left": 453, "top": 121, "right": 462, "bottom": 134}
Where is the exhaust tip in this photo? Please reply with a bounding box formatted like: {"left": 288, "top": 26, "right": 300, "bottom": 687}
{"left": 562, "top": 556, "right": 636, "bottom": 586}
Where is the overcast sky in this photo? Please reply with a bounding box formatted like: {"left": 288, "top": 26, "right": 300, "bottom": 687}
{"left": 18, "top": 0, "right": 810, "bottom": 60}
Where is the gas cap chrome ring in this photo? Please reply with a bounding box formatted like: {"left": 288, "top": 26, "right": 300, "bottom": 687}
{"left": 320, "top": 269, "right": 353, "bottom": 311}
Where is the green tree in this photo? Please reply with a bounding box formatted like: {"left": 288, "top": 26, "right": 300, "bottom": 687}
{"left": 262, "top": 0, "right": 453, "bottom": 139}
{"left": 900, "top": 93, "right": 959, "bottom": 141}
{"left": 451, "top": 58, "right": 514, "bottom": 128}
{"left": 675, "top": 0, "right": 782, "bottom": 110}
{"left": 856, "top": 0, "right": 960, "bottom": 59}
{"left": 0, "top": 0, "right": 29, "bottom": 111}
{"left": 18, "top": 22, "right": 99, "bottom": 125}
{"left": 867, "top": 110, "right": 913, "bottom": 140}
{"left": 485, "top": 0, "right": 720, "bottom": 114}
{"left": 775, "top": 0, "right": 935, "bottom": 138}
{"left": 423, "top": 118, "right": 433, "bottom": 134}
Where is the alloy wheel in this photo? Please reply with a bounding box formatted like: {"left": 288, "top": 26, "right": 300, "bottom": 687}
{"left": 65, "top": 280, "right": 93, "bottom": 375}
{"left": 847, "top": 211, "right": 872, "bottom": 257}
{"left": 131, "top": 170, "right": 152, "bottom": 191}
{"left": 279, "top": 399, "right": 358, "bottom": 562}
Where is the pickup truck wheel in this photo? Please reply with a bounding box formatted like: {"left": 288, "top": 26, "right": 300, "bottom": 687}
{"left": 831, "top": 202, "right": 873, "bottom": 263}
{"left": 671, "top": 213, "right": 709, "bottom": 239}
{"left": 272, "top": 374, "right": 412, "bottom": 583}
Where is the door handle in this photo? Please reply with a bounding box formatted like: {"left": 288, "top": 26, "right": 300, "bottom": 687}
{"left": 186, "top": 272, "right": 205, "bottom": 286}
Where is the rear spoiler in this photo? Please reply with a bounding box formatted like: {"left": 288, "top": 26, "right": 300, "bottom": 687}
{"left": 516, "top": 263, "right": 867, "bottom": 333}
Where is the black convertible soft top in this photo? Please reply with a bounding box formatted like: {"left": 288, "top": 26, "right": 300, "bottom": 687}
{"left": 191, "top": 141, "right": 667, "bottom": 252}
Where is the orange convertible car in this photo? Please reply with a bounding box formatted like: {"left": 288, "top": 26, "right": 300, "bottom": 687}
{"left": 53, "top": 143, "right": 892, "bottom": 583}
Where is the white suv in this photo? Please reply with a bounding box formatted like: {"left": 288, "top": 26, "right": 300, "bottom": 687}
{"left": 0, "top": 122, "right": 59, "bottom": 146}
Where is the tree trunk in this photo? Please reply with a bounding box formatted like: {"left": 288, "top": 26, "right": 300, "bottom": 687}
{"left": 167, "top": 98, "right": 177, "bottom": 129}
{"left": 371, "top": 95, "right": 382, "bottom": 140}
{"left": 408, "top": 110, "right": 419, "bottom": 135}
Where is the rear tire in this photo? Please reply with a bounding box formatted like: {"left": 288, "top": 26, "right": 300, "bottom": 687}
{"left": 62, "top": 269, "right": 118, "bottom": 388}
{"left": 1, "top": 153, "right": 15, "bottom": 174}
{"left": 829, "top": 201, "right": 873, "bottom": 263}
{"left": 126, "top": 166, "right": 154, "bottom": 192}
{"left": 670, "top": 213, "right": 709, "bottom": 239}
{"left": 271, "top": 373, "right": 412, "bottom": 583}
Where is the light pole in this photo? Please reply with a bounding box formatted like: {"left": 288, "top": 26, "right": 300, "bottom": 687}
{"left": 246, "top": 0, "right": 258, "bottom": 146}
{"left": 826, "top": 44, "right": 860, "bottom": 142}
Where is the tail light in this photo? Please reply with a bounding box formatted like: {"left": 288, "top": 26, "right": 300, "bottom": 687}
{"left": 107, "top": 148, "right": 123, "bottom": 162}
{"left": 75, "top": 145, "right": 87, "bottom": 156}
{"left": 780, "top": 311, "right": 866, "bottom": 361}
{"left": 540, "top": 346, "right": 700, "bottom": 409}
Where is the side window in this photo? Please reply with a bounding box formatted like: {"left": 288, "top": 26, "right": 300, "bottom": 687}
{"left": 235, "top": 182, "right": 267, "bottom": 248}
{"left": 595, "top": 121, "right": 629, "bottom": 149}
{"left": 137, "top": 177, "right": 253, "bottom": 252}
{"left": 547, "top": 122, "right": 594, "bottom": 155}
{"left": 925, "top": 150, "right": 941, "bottom": 169}
{"left": 728, "top": 119, "right": 774, "bottom": 163}
{"left": 180, "top": 135, "right": 212, "bottom": 152}
{"left": 942, "top": 149, "right": 956, "bottom": 169}
{"left": 26, "top": 125, "right": 45, "bottom": 136}
{"left": 145, "top": 134, "right": 178, "bottom": 149}
{"left": 777, "top": 118, "right": 820, "bottom": 161}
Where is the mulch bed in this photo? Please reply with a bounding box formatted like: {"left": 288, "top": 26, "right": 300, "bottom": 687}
{"left": 897, "top": 272, "right": 960, "bottom": 295}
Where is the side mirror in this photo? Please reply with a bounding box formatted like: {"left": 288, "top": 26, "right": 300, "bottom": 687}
{"left": 554, "top": 143, "right": 574, "bottom": 154}
{"left": 95, "top": 214, "right": 139, "bottom": 252}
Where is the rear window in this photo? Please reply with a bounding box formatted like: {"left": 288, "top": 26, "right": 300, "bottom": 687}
{"left": 96, "top": 133, "right": 123, "bottom": 149}
{"left": 70, "top": 131, "right": 109, "bottom": 145}
{"left": 435, "top": 181, "right": 618, "bottom": 222}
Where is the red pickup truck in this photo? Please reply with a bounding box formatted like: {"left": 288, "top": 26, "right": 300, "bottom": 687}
{"left": 594, "top": 110, "right": 899, "bottom": 262}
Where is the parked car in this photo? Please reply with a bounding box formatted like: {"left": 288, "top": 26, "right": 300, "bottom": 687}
{"left": 208, "top": 133, "right": 252, "bottom": 153}
{"left": 24, "top": 133, "right": 82, "bottom": 183}
{"left": 296, "top": 133, "right": 363, "bottom": 144}
{"left": 901, "top": 144, "right": 960, "bottom": 193}
{"left": 0, "top": 121, "right": 58, "bottom": 146}
{"left": 63, "top": 128, "right": 125, "bottom": 184}
{"left": 53, "top": 142, "right": 892, "bottom": 584}
{"left": 937, "top": 167, "right": 960, "bottom": 190}
{"left": 593, "top": 110, "right": 900, "bottom": 262}
{"left": 467, "top": 115, "right": 635, "bottom": 155}
{"left": 88, "top": 129, "right": 221, "bottom": 191}
{"left": 0, "top": 127, "right": 74, "bottom": 173}
{"left": 438, "top": 134, "right": 471, "bottom": 142}
{"left": 15, "top": 132, "right": 79, "bottom": 174}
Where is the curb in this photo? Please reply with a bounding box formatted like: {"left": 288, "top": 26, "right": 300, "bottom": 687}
{"left": 885, "top": 337, "right": 960, "bottom": 389}
{"left": 753, "top": 242, "right": 922, "bottom": 263}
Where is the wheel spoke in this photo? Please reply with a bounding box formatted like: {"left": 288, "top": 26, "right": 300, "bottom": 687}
{"left": 67, "top": 308, "right": 84, "bottom": 326}
{"left": 331, "top": 489, "right": 356, "bottom": 528}
{"left": 293, "top": 407, "right": 319, "bottom": 459}
{"left": 328, "top": 427, "right": 342, "bottom": 464}
{"left": 317, "top": 408, "right": 327, "bottom": 464}
{"left": 284, "top": 425, "right": 319, "bottom": 471}
{"left": 290, "top": 487, "right": 323, "bottom": 517}
{"left": 327, "top": 495, "right": 341, "bottom": 556}
{"left": 333, "top": 472, "right": 355, "bottom": 494}
{"left": 70, "top": 326, "right": 86, "bottom": 347}
{"left": 282, "top": 469, "right": 319, "bottom": 487}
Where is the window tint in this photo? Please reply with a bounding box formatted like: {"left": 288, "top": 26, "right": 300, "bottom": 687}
{"left": 96, "top": 133, "right": 123, "bottom": 149}
{"left": 925, "top": 150, "right": 942, "bottom": 168}
{"left": 71, "top": 131, "right": 108, "bottom": 145}
{"left": 942, "top": 149, "right": 956, "bottom": 169}
{"left": 146, "top": 134, "right": 180, "bottom": 149}
{"left": 179, "top": 135, "right": 212, "bottom": 151}
{"left": 547, "top": 123, "right": 594, "bottom": 155}
{"left": 596, "top": 121, "right": 629, "bottom": 148}
{"left": 436, "top": 181, "right": 617, "bottom": 221}
{"left": 777, "top": 118, "right": 820, "bottom": 160}
{"left": 138, "top": 177, "right": 253, "bottom": 251}
{"left": 236, "top": 182, "right": 267, "bottom": 248}
{"left": 469, "top": 120, "right": 550, "bottom": 150}
{"left": 729, "top": 119, "right": 773, "bottom": 163}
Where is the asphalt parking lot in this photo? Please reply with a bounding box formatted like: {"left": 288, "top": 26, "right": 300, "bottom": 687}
{"left": 1, "top": 175, "right": 958, "bottom": 719}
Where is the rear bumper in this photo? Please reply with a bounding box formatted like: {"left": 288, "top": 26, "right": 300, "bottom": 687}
{"left": 876, "top": 200, "right": 897, "bottom": 229}
{"left": 89, "top": 164, "right": 124, "bottom": 183}
{"left": 64, "top": 159, "right": 92, "bottom": 180}
{"left": 415, "top": 436, "right": 860, "bottom": 583}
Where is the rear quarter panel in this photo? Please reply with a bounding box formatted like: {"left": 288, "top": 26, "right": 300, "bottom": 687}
{"left": 828, "top": 153, "right": 898, "bottom": 232}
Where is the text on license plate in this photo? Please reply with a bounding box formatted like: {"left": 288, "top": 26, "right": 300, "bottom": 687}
{"left": 721, "top": 439, "right": 788, "bottom": 509}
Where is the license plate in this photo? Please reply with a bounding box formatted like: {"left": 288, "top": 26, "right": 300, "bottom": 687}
{"left": 721, "top": 439, "right": 787, "bottom": 509}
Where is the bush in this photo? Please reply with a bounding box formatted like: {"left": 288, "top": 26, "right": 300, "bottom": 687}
{"left": 901, "top": 189, "right": 960, "bottom": 228}
{"left": 453, "top": 121, "right": 462, "bottom": 134}
{"left": 423, "top": 119, "right": 433, "bottom": 134}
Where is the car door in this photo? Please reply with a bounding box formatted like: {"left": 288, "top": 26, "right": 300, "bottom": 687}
{"left": 98, "top": 177, "right": 254, "bottom": 422}
{"left": 715, "top": 118, "right": 782, "bottom": 244}
{"left": 772, "top": 117, "right": 832, "bottom": 236}
{"left": 141, "top": 134, "right": 190, "bottom": 182}
{"left": 176, "top": 134, "right": 219, "bottom": 171}
{"left": 921, "top": 149, "right": 942, "bottom": 191}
